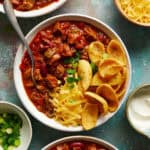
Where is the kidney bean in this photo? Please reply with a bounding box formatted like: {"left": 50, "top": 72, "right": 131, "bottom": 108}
{"left": 40, "top": 63, "right": 47, "bottom": 77}
{"left": 70, "top": 142, "right": 85, "bottom": 149}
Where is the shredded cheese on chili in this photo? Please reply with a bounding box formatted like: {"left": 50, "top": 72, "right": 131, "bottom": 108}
{"left": 119, "top": 0, "right": 150, "bottom": 24}
{"left": 50, "top": 82, "right": 86, "bottom": 126}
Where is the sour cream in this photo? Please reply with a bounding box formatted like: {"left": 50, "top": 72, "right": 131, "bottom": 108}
{"left": 127, "top": 85, "right": 150, "bottom": 138}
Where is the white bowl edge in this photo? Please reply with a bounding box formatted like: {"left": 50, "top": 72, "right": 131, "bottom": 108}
{"left": 0, "top": 0, "right": 67, "bottom": 18}
{"left": 13, "top": 13, "right": 132, "bottom": 132}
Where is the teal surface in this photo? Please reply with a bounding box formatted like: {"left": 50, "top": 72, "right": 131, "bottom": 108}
{"left": 0, "top": 0, "right": 150, "bottom": 150}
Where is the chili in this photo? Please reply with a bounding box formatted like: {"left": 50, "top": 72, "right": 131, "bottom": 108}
{"left": 20, "top": 21, "right": 110, "bottom": 117}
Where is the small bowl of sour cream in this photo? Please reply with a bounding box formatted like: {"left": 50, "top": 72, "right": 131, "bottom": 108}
{"left": 126, "top": 84, "right": 150, "bottom": 138}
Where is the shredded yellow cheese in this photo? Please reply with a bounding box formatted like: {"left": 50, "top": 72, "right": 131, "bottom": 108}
{"left": 50, "top": 82, "right": 86, "bottom": 126}
{"left": 119, "top": 0, "right": 150, "bottom": 24}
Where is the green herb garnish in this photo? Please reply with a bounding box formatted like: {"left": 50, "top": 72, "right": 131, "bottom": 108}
{"left": 72, "top": 62, "right": 78, "bottom": 69}
{"left": 90, "top": 62, "right": 98, "bottom": 74}
{"left": 67, "top": 77, "right": 76, "bottom": 83}
{"left": 63, "top": 51, "right": 81, "bottom": 66}
{"left": 67, "top": 69, "right": 76, "bottom": 75}
{"left": 74, "top": 77, "right": 81, "bottom": 82}
{"left": 66, "top": 76, "right": 81, "bottom": 89}
{"left": 74, "top": 51, "right": 81, "bottom": 62}
{"left": 63, "top": 57, "right": 74, "bottom": 64}
{"left": 64, "top": 51, "right": 81, "bottom": 89}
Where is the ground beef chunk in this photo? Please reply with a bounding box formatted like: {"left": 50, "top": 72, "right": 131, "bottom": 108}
{"left": 45, "top": 74, "right": 58, "bottom": 88}
{"left": 44, "top": 48, "right": 56, "bottom": 59}
{"left": 62, "top": 43, "right": 75, "bottom": 57}
{"left": 84, "top": 25, "right": 97, "bottom": 40}
{"left": 54, "top": 64, "right": 65, "bottom": 79}
{"left": 80, "top": 47, "right": 89, "bottom": 60}
{"left": 17, "top": 0, "right": 35, "bottom": 10}
{"left": 25, "top": 80, "right": 34, "bottom": 87}
{"left": 34, "top": 69, "right": 43, "bottom": 81}
{"left": 23, "top": 67, "right": 31, "bottom": 79}
{"left": 49, "top": 53, "right": 61, "bottom": 65}
{"left": 67, "top": 25, "right": 83, "bottom": 45}
{"left": 53, "top": 21, "right": 71, "bottom": 35}
{"left": 75, "top": 36, "right": 87, "bottom": 49}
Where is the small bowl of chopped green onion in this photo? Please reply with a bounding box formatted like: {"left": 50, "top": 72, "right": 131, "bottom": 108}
{"left": 0, "top": 101, "right": 32, "bottom": 150}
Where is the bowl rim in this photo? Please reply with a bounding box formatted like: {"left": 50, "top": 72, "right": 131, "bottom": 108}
{"left": 13, "top": 13, "right": 132, "bottom": 132}
{"left": 126, "top": 84, "right": 150, "bottom": 139}
{"left": 114, "top": 0, "right": 150, "bottom": 27}
{"left": 0, "top": 100, "right": 32, "bottom": 149}
{"left": 41, "top": 135, "right": 118, "bottom": 150}
{"left": 0, "top": 0, "right": 67, "bottom": 18}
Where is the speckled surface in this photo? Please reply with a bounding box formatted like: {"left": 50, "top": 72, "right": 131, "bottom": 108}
{"left": 0, "top": 0, "right": 150, "bottom": 150}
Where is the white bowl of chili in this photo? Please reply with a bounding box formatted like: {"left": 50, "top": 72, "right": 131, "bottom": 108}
{"left": 0, "top": 101, "right": 32, "bottom": 150}
{"left": 14, "top": 14, "right": 131, "bottom": 132}
{"left": 0, "top": 0, "right": 67, "bottom": 18}
{"left": 42, "top": 136, "right": 118, "bottom": 150}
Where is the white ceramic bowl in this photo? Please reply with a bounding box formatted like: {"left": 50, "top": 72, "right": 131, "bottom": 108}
{"left": 126, "top": 84, "right": 150, "bottom": 138}
{"left": 0, "top": 101, "right": 32, "bottom": 150}
{"left": 42, "top": 136, "right": 118, "bottom": 150}
{"left": 14, "top": 14, "right": 132, "bottom": 132}
{"left": 0, "top": 0, "right": 67, "bottom": 18}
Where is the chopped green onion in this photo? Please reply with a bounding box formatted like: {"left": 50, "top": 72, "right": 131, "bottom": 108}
{"left": 67, "top": 77, "right": 76, "bottom": 83}
{"left": 63, "top": 57, "right": 74, "bottom": 64}
{"left": 14, "top": 139, "right": 20, "bottom": 147}
{"left": 0, "top": 117, "right": 5, "bottom": 124}
{"left": 1, "top": 128, "right": 6, "bottom": 133}
{"left": 63, "top": 51, "right": 81, "bottom": 65}
{"left": 0, "top": 138, "right": 3, "bottom": 144}
{"left": 6, "top": 128, "right": 13, "bottom": 134}
{"left": 67, "top": 69, "right": 76, "bottom": 75}
{"left": 90, "top": 62, "right": 98, "bottom": 74}
{"left": 72, "top": 62, "right": 78, "bottom": 68}
{"left": 67, "top": 76, "right": 81, "bottom": 83}
{"left": 74, "top": 77, "right": 81, "bottom": 82}
{"left": 3, "top": 144, "right": 8, "bottom": 150}
{"left": 8, "top": 146, "right": 15, "bottom": 150}
{"left": 8, "top": 137, "right": 14, "bottom": 145}
{"left": 0, "top": 113, "right": 22, "bottom": 150}
{"left": 74, "top": 51, "right": 81, "bottom": 62}
{"left": 65, "top": 51, "right": 81, "bottom": 90}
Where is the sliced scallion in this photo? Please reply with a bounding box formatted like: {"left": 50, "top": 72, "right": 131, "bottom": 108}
{"left": 0, "top": 113, "right": 22, "bottom": 150}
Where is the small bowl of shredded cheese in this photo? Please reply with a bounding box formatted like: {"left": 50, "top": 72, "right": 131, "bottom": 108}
{"left": 114, "top": 0, "right": 150, "bottom": 27}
